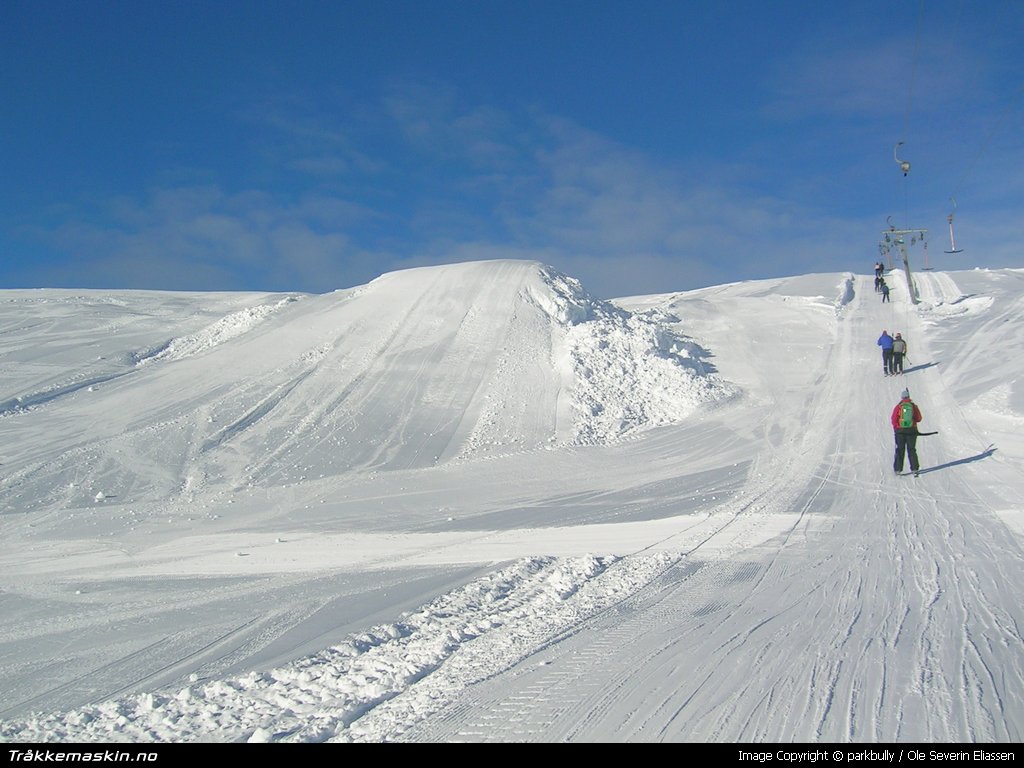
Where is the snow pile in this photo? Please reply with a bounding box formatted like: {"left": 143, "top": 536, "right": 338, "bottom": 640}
{"left": 0, "top": 553, "right": 678, "bottom": 744}
{"left": 836, "top": 273, "right": 855, "bottom": 309}
{"left": 134, "top": 296, "right": 300, "bottom": 365}
{"left": 566, "top": 311, "right": 734, "bottom": 443}
{"left": 529, "top": 267, "right": 735, "bottom": 444}
{"left": 917, "top": 293, "right": 994, "bottom": 323}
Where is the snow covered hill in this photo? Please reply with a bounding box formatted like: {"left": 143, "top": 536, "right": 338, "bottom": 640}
{"left": 0, "top": 261, "right": 1022, "bottom": 743}
{"left": 1, "top": 261, "right": 731, "bottom": 508}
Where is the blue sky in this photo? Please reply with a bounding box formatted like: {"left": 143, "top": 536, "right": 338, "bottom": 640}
{"left": 2, "top": 0, "right": 1022, "bottom": 298}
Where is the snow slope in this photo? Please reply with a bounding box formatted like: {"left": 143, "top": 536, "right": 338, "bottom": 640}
{"left": 0, "top": 260, "right": 1022, "bottom": 743}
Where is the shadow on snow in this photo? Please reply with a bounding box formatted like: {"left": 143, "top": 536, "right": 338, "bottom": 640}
{"left": 901, "top": 361, "right": 939, "bottom": 375}
{"left": 917, "top": 445, "right": 997, "bottom": 476}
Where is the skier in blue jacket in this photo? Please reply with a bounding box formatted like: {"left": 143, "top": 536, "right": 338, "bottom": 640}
{"left": 877, "top": 330, "right": 894, "bottom": 376}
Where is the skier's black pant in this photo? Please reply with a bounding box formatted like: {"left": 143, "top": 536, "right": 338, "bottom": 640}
{"left": 882, "top": 349, "right": 893, "bottom": 375}
{"left": 892, "top": 352, "right": 904, "bottom": 374}
{"left": 893, "top": 429, "right": 919, "bottom": 473}
{"left": 882, "top": 293, "right": 890, "bottom": 303}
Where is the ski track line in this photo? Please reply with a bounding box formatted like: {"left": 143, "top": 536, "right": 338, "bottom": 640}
{"left": 233, "top": 280, "right": 431, "bottom": 481}
{"left": 100, "top": 617, "right": 268, "bottom": 702}
{"left": 0, "top": 635, "right": 179, "bottom": 719}
{"left": 0, "top": 580, "right": 331, "bottom": 720}
{"left": 0, "top": 622, "right": 267, "bottom": 722}
{"left": 0, "top": 371, "right": 138, "bottom": 417}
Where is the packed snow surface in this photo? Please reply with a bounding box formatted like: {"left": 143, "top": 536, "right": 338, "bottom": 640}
{"left": 0, "top": 259, "right": 1022, "bottom": 743}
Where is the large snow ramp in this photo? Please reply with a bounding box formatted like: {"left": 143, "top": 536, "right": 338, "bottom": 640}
{"left": 1, "top": 260, "right": 730, "bottom": 509}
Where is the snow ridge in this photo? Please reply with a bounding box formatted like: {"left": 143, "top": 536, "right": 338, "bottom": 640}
{"left": 134, "top": 296, "right": 301, "bottom": 365}
{"left": 0, "top": 553, "right": 678, "bottom": 744}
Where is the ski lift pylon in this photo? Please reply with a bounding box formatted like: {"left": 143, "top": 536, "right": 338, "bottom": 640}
{"left": 945, "top": 197, "right": 964, "bottom": 254}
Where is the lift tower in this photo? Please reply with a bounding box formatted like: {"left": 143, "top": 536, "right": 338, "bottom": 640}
{"left": 881, "top": 220, "right": 926, "bottom": 305}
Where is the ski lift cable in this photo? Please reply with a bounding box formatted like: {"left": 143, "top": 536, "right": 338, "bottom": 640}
{"left": 901, "top": 0, "right": 926, "bottom": 143}
{"left": 893, "top": 1, "right": 926, "bottom": 230}
{"left": 893, "top": 141, "right": 911, "bottom": 230}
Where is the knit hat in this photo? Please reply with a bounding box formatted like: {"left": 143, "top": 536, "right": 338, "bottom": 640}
{"left": 901, "top": 388, "right": 910, "bottom": 399}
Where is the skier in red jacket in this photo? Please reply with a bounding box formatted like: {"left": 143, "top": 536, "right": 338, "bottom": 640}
{"left": 891, "top": 388, "right": 923, "bottom": 476}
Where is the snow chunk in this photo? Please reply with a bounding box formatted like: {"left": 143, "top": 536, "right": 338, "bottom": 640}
{"left": 836, "top": 273, "right": 855, "bottom": 309}
{"left": 526, "top": 269, "right": 597, "bottom": 326}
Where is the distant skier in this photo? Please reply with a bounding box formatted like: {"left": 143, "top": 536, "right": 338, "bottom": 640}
{"left": 877, "top": 330, "right": 894, "bottom": 376}
{"left": 875, "top": 261, "right": 884, "bottom": 278}
{"left": 874, "top": 275, "right": 883, "bottom": 292}
{"left": 891, "top": 333, "right": 908, "bottom": 374}
{"left": 891, "top": 388, "right": 923, "bottom": 476}
{"left": 880, "top": 279, "right": 890, "bottom": 303}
